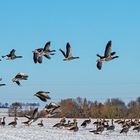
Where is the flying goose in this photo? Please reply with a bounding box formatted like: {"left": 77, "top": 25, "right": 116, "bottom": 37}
{"left": 34, "top": 91, "right": 51, "bottom": 102}
{"left": 96, "top": 40, "right": 119, "bottom": 70}
{"left": 8, "top": 117, "right": 18, "bottom": 128}
{"left": 12, "top": 72, "right": 28, "bottom": 86}
{"left": 33, "top": 48, "right": 43, "bottom": 64}
{"left": 43, "top": 41, "right": 56, "bottom": 59}
{"left": 59, "top": 42, "right": 79, "bottom": 61}
{"left": 23, "top": 108, "right": 39, "bottom": 126}
{"left": 33, "top": 41, "right": 56, "bottom": 63}
{"left": 2, "top": 49, "right": 22, "bottom": 60}
{"left": 45, "top": 102, "right": 60, "bottom": 117}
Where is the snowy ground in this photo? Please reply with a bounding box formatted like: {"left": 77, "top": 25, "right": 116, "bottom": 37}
{"left": 0, "top": 117, "right": 140, "bottom": 140}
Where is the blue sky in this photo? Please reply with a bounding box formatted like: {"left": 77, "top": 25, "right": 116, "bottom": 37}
{"left": 0, "top": 0, "right": 140, "bottom": 105}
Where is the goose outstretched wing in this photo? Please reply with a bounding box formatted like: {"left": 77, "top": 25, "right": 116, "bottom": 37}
{"left": 59, "top": 49, "right": 66, "bottom": 57}
{"left": 44, "top": 41, "right": 51, "bottom": 52}
{"left": 66, "top": 42, "right": 72, "bottom": 58}
{"left": 10, "top": 49, "right": 16, "bottom": 56}
{"left": 104, "top": 40, "right": 112, "bottom": 57}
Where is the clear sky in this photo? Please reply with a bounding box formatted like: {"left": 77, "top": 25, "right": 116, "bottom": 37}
{"left": 0, "top": 0, "right": 140, "bottom": 106}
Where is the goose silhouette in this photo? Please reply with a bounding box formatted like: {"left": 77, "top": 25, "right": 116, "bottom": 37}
{"left": 96, "top": 40, "right": 119, "bottom": 70}
{"left": 59, "top": 42, "right": 79, "bottom": 61}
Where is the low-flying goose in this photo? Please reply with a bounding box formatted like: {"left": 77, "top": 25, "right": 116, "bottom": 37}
{"left": 8, "top": 117, "right": 18, "bottom": 128}
{"left": 33, "top": 41, "right": 56, "bottom": 63}
{"left": 2, "top": 49, "right": 22, "bottom": 60}
{"left": 59, "top": 42, "right": 79, "bottom": 61}
{"left": 34, "top": 91, "right": 51, "bottom": 102}
{"left": 96, "top": 40, "right": 119, "bottom": 70}
{"left": 12, "top": 72, "right": 28, "bottom": 86}
{"left": 23, "top": 108, "right": 39, "bottom": 126}
{"left": 45, "top": 102, "right": 60, "bottom": 117}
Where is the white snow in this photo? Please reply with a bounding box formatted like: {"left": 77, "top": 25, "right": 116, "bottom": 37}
{"left": 0, "top": 118, "right": 139, "bottom": 140}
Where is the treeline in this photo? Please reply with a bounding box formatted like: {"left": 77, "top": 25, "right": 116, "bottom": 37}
{"left": 2, "top": 97, "right": 140, "bottom": 118}
{"left": 8, "top": 102, "right": 40, "bottom": 117}
{"left": 59, "top": 97, "right": 140, "bottom": 118}
{"left": 0, "top": 102, "right": 9, "bottom": 108}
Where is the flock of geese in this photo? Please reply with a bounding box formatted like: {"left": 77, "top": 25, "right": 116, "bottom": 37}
{"left": 51, "top": 118, "right": 140, "bottom": 134}
{"left": 1, "top": 116, "right": 140, "bottom": 135}
{"left": 0, "top": 40, "right": 122, "bottom": 136}
{"left": 0, "top": 40, "right": 118, "bottom": 86}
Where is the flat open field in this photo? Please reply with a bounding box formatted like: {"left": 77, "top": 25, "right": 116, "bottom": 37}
{"left": 0, "top": 117, "right": 139, "bottom": 140}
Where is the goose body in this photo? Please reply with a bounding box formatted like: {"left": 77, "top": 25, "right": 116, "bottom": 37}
{"left": 8, "top": 117, "right": 18, "bottom": 128}
{"left": 38, "top": 120, "right": 44, "bottom": 127}
{"left": 33, "top": 41, "right": 55, "bottom": 63}
{"left": 1, "top": 117, "right": 6, "bottom": 126}
{"left": 68, "top": 121, "right": 79, "bottom": 132}
{"left": 107, "top": 119, "right": 115, "bottom": 131}
{"left": 120, "top": 126, "right": 130, "bottom": 134}
{"left": 133, "top": 125, "right": 140, "bottom": 132}
{"left": 53, "top": 118, "right": 66, "bottom": 128}
{"left": 81, "top": 118, "right": 91, "bottom": 128}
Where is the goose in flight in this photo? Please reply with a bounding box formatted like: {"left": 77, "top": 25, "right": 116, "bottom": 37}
{"left": 34, "top": 91, "right": 51, "bottom": 102}
{"left": 33, "top": 41, "right": 56, "bottom": 63}
{"left": 2, "top": 49, "right": 22, "bottom": 60}
{"left": 43, "top": 41, "right": 56, "bottom": 59}
{"left": 12, "top": 72, "right": 28, "bottom": 86}
{"left": 44, "top": 102, "right": 61, "bottom": 117}
{"left": 23, "top": 108, "right": 39, "bottom": 126}
{"left": 59, "top": 42, "right": 79, "bottom": 61}
{"left": 96, "top": 40, "right": 119, "bottom": 70}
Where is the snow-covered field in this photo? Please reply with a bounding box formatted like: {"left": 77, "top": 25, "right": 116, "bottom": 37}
{"left": 0, "top": 117, "right": 140, "bottom": 140}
